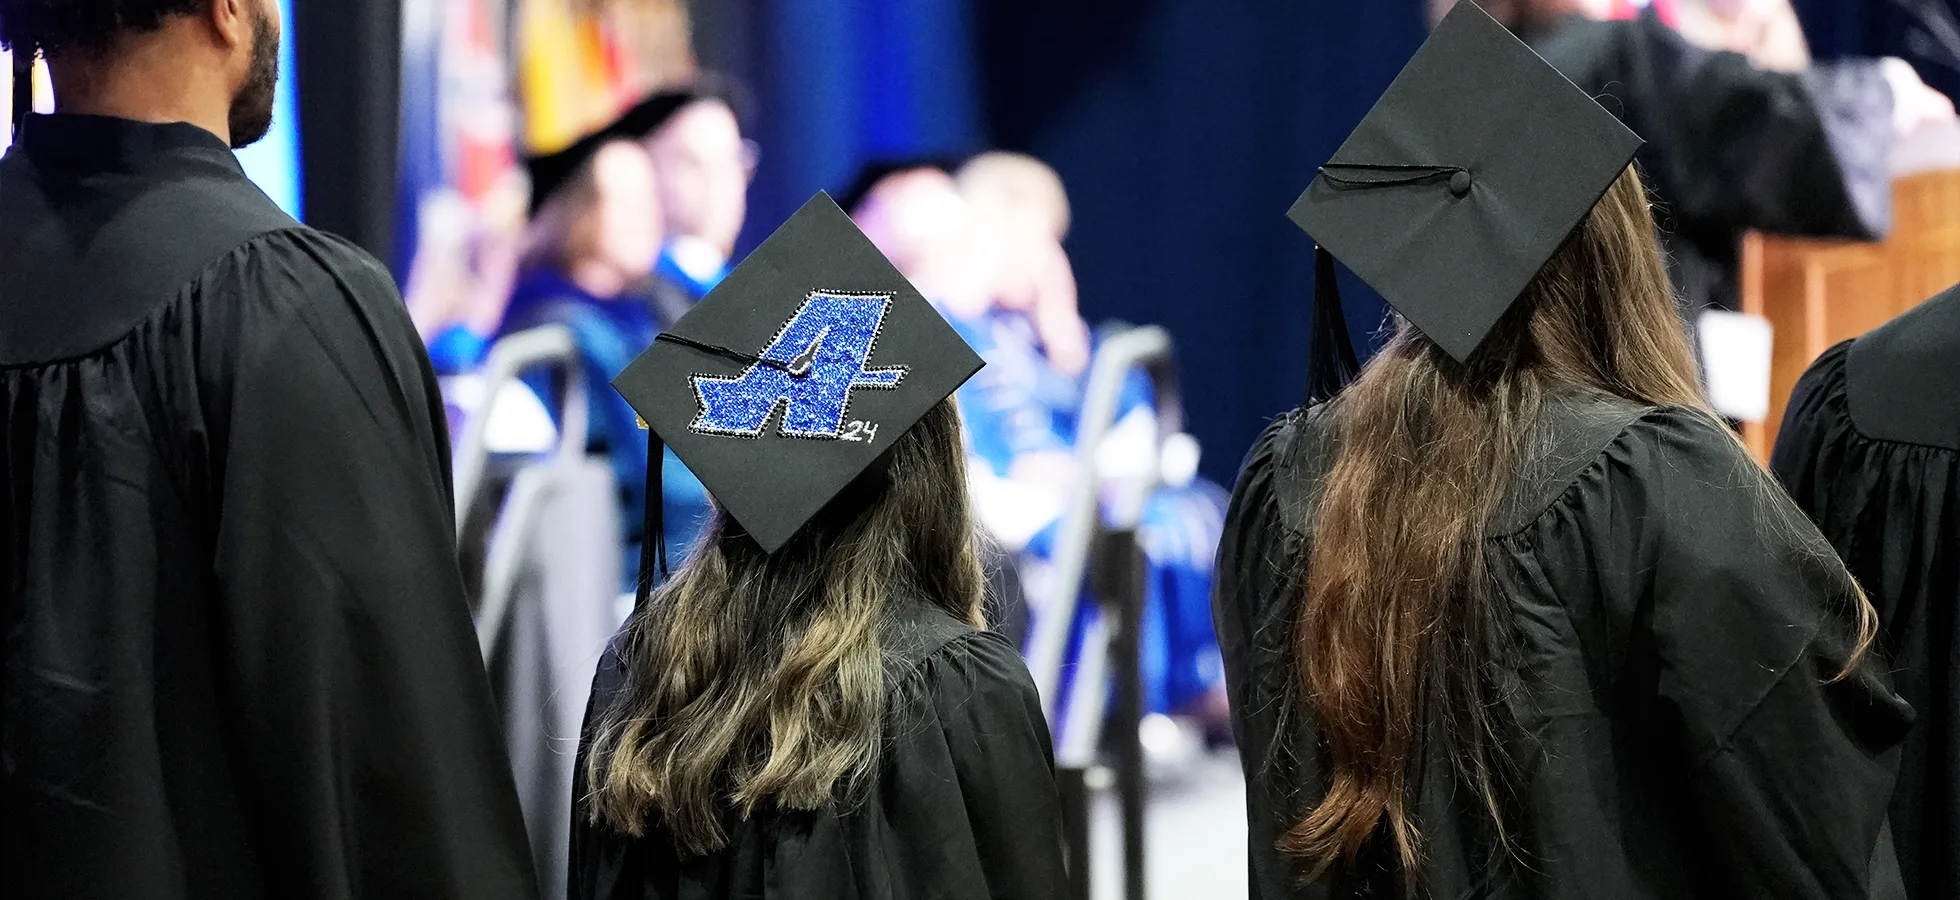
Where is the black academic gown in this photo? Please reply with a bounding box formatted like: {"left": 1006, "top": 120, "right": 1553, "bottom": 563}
{"left": 0, "top": 115, "right": 538, "bottom": 900}
{"left": 1216, "top": 392, "right": 1911, "bottom": 899}
{"left": 1772, "top": 284, "right": 1960, "bottom": 900}
{"left": 1531, "top": 11, "right": 1893, "bottom": 315}
{"left": 569, "top": 602, "right": 1070, "bottom": 900}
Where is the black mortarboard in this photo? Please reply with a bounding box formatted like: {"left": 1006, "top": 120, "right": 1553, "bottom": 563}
{"left": 525, "top": 75, "right": 753, "bottom": 214}
{"left": 1288, "top": 0, "right": 1643, "bottom": 390}
{"left": 612, "top": 192, "right": 983, "bottom": 585}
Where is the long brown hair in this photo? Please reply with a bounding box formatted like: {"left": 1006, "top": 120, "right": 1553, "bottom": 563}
{"left": 1285, "top": 166, "right": 1878, "bottom": 882}
{"left": 584, "top": 399, "right": 985, "bottom": 854}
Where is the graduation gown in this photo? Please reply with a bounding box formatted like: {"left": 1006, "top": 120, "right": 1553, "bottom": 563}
{"left": 1215, "top": 392, "right": 1912, "bottom": 899}
{"left": 1771, "top": 284, "right": 1960, "bottom": 900}
{"left": 569, "top": 602, "right": 1070, "bottom": 900}
{"left": 1531, "top": 11, "right": 1893, "bottom": 315}
{"left": 0, "top": 115, "right": 538, "bottom": 900}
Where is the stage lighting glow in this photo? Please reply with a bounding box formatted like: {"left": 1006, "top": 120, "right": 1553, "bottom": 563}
{"left": 234, "top": 0, "right": 304, "bottom": 219}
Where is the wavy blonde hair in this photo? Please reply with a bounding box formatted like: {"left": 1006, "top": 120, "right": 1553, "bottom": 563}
{"left": 583, "top": 400, "right": 986, "bottom": 855}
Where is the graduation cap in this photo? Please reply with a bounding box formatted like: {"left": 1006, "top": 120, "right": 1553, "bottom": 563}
{"left": 612, "top": 192, "right": 984, "bottom": 594}
{"left": 525, "top": 76, "right": 753, "bottom": 214}
{"left": 1288, "top": 1, "right": 1643, "bottom": 399}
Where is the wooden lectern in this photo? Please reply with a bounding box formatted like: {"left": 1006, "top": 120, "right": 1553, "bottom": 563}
{"left": 1739, "top": 165, "right": 1960, "bottom": 462}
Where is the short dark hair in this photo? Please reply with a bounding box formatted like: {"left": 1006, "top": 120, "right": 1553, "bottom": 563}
{"left": 0, "top": 0, "right": 204, "bottom": 57}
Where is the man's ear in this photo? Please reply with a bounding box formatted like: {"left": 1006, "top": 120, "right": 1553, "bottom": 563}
{"left": 205, "top": 0, "right": 252, "bottom": 51}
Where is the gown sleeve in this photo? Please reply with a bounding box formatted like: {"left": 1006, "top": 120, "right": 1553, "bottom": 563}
{"left": 882, "top": 629, "right": 1072, "bottom": 900}
{"left": 209, "top": 233, "right": 540, "bottom": 899}
{"left": 1767, "top": 341, "right": 1855, "bottom": 527}
{"left": 568, "top": 642, "right": 631, "bottom": 900}
{"left": 1619, "top": 17, "right": 1893, "bottom": 241}
{"left": 1628, "top": 409, "right": 1911, "bottom": 898}
{"left": 1213, "top": 413, "right": 1307, "bottom": 900}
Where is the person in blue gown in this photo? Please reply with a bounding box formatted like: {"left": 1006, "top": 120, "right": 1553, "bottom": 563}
{"left": 851, "top": 157, "right": 1231, "bottom": 735}
{"left": 497, "top": 138, "right": 711, "bottom": 588}
{"left": 640, "top": 85, "right": 754, "bottom": 321}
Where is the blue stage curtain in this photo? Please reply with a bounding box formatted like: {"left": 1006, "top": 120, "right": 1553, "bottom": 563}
{"left": 977, "top": 1, "right": 1424, "bottom": 485}
{"left": 296, "top": 0, "right": 402, "bottom": 263}
{"left": 700, "top": 0, "right": 986, "bottom": 256}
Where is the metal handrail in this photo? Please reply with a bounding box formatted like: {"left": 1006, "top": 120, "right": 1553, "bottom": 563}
{"left": 451, "top": 325, "right": 589, "bottom": 532}
{"left": 1024, "top": 324, "right": 1181, "bottom": 740}
{"left": 449, "top": 325, "right": 593, "bottom": 659}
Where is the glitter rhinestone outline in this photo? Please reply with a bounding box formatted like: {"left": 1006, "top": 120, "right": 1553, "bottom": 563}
{"left": 685, "top": 291, "right": 909, "bottom": 441}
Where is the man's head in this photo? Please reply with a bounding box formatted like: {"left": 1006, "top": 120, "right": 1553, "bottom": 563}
{"left": 644, "top": 97, "right": 751, "bottom": 259}
{"left": 0, "top": 0, "right": 281, "bottom": 148}
{"left": 849, "top": 166, "right": 968, "bottom": 282}
{"left": 1425, "top": 0, "right": 1601, "bottom": 31}
{"left": 522, "top": 140, "right": 664, "bottom": 293}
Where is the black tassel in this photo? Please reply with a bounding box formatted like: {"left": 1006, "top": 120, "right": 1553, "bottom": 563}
{"left": 1305, "top": 246, "right": 1360, "bottom": 405}
{"left": 636, "top": 430, "right": 669, "bottom": 612}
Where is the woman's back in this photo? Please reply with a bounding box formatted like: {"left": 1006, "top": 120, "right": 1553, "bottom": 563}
{"left": 570, "top": 600, "right": 1064, "bottom": 900}
{"left": 1216, "top": 391, "right": 1911, "bottom": 899}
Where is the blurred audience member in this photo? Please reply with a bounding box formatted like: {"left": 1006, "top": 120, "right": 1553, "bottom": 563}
{"left": 1437, "top": 0, "right": 1956, "bottom": 320}
{"left": 849, "top": 161, "right": 983, "bottom": 313}
{"left": 409, "top": 172, "right": 532, "bottom": 376}
{"left": 848, "top": 156, "right": 1231, "bottom": 739}
{"left": 499, "top": 138, "right": 699, "bottom": 588}
{"left": 959, "top": 153, "right": 1231, "bottom": 736}
{"left": 643, "top": 85, "right": 756, "bottom": 313}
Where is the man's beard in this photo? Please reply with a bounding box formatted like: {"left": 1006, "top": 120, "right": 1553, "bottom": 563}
{"left": 227, "top": 3, "right": 280, "bottom": 149}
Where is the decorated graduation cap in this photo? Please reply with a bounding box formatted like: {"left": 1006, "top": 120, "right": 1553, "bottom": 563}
{"left": 1288, "top": 0, "right": 1643, "bottom": 399}
{"left": 612, "top": 192, "right": 983, "bottom": 588}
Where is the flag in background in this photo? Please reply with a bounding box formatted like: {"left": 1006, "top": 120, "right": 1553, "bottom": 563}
{"left": 518, "top": 0, "right": 636, "bottom": 155}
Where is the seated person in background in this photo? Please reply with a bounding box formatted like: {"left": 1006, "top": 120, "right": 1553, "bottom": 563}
{"left": 406, "top": 172, "right": 531, "bottom": 377}
{"left": 642, "top": 82, "right": 755, "bottom": 318}
{"left": 852, "top": 157, "right": 1232, "bottom": 744}
{"left": 498, "top": 137, "right": 706, "bottom": 587}
{"left": 1771, "top": 281, "right": 1960, "bottom": 900}
{"left": 957, "top": 153, "right": 1232, "bottom": 735}
{"left": 577, "top": 198, "right": 1067, "bottom": 900}
{"left": 1445, "top": 0, "right": 1955, "bottom": 319}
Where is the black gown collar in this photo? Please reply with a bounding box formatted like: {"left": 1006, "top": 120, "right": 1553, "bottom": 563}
{"left": 16, "top": 113, "right": 240, "bottom": 176}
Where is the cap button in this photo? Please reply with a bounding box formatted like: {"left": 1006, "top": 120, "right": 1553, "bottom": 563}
{"left": 1449, "top": 169, "right": 1473, "bottom": 197}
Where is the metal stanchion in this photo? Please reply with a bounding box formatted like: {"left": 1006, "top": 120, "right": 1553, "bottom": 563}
{"left": 1094, "top": 529, "right": 1149, "bottom": 900}
{"left": 1058, "top": 765, "right": 1093, "bottom": 900}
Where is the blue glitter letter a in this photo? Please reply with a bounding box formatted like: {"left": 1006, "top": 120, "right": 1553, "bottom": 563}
{"left": 690, "top": 292, "right": 908, "bottom": 439}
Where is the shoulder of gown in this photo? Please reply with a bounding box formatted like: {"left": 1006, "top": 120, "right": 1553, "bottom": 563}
{"left": 571, "top": 606, "right": 1068, "bottom": 900}
{"left": 1212, "top": 409, "right": 1324, "bottom": 900}
{"left": 1771, "top": 292, "right": 1960, "bottom": 899}
{"left": 1532, "top": 403, "right": 1913, "bottom": 898}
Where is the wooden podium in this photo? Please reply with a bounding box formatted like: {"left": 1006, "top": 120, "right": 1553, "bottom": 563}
{"left": 1738, "top": 166, "right": 1960, "bottom": 461}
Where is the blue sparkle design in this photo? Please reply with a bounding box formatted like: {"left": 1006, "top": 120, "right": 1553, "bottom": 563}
{"left": 690, "top": 292, "right": 907, "bottom": 439}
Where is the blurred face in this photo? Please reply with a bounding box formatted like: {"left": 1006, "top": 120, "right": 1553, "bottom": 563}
{"left": 645, "top": 100, "right": 751, "bottom": 257}
{"left": 228, "top": 0, "right": 281, "bottom": 149}
{"left": 1426, "top": 0, "right": 1593, "bottom": 29}
{"left": 585, "top": 142, "right": 664, "bottom": 280}
{"left": 852, "top": 169, "right": 969, "bottom": 281}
